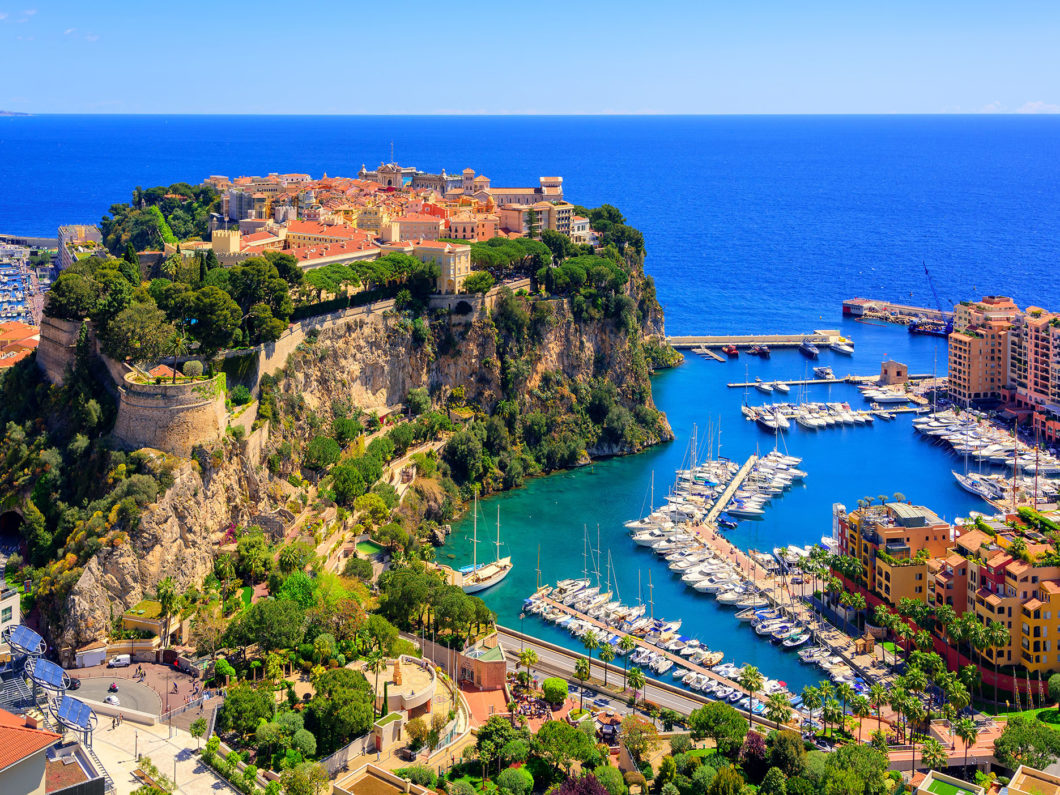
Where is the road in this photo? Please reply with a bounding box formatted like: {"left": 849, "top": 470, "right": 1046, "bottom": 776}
{"left": 496, "top": 627, "right": 714, "bottom": 719}
{"left": 78, "top": 678, "right": 161, "bottom": 715}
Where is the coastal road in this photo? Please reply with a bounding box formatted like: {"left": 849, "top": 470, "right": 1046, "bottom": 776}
{"left": 497, "top": 626, "right": 731, "bottom": 720}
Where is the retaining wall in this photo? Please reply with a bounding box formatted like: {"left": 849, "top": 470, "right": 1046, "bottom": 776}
{"left": 36, "top": 316, "right": 83, "bottom": 385}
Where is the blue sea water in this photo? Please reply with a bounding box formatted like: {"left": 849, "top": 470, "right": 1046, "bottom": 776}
{"left": 3, "top": 114, "right": 1059, "bottom": 691}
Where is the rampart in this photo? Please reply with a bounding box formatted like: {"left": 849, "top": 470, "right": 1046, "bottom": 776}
{"left": 112, "top": 373, "right": 227, "bottom": 457}
{"left": 35, "top": 315, "right": 83, "bottom": 385}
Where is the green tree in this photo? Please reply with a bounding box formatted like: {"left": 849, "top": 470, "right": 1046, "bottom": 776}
{"left": 620, "top": 716, "right": 660, "bottom": 764}
{"left": 532, "top": 720, "right": 594, "bottom": 774}
{"left": 190, "top": 717, "right": 207, "bottom": 749}
{"left": 190, "top": 285, "right": 242, "bottom": 356}
{"left": 304, "top": 436, "right": 341, "bottom": 470}
{"left": 217, "top": 683, "right": 274, "bottom": 737}
{"left": 303, "top": 668, "right": 375, "bottom": 755}
{"left": 496, "top": 767, "right": 534, "bottom": 795}
{"left": 463, "top": 271, "right": 495, "bottom": 294}
{"left": 688, "top": 702, "right": 747, "bottom": 759}
{"left": 994, "top": 713, "right": 1060, "bottom": 771}
{"left": 619, "top": 635, "right": 636, "bottom": 688}
{"left": 706, "top": 766, "right": 742, "bottom": 795}
{"left": 759, "top": 767, "right": 787, "bottom": 795}
{"left": 919, "top": 736, "right": 949, "bottom": 773}
{"left": 822, "top": 744, "right": 888, "bottom": 795}
{"left": 155, "top": 577, "right": 177, "bottom": 648}
{"left": 279, "top": 762, "right": 329, "bottom": 795}
{"left": 100, "top": 301, "right": 175, "bottom": 363}
{"left": 627, "top": 667, "right": 646, "bottom": 703}
{"left": 766, "top": 730, "right": 806, "bottom": 778}
{"left": 542, "top": 677, "right": 568, "bottom": 705}
{"left": 954, "top": 717, "right": 978, "bottom": 777}
{"left": 225, "top": 597, "right": 306, "bottom": 652}
{"left": 406, "top": 387, "right": 430, "bottom": 415}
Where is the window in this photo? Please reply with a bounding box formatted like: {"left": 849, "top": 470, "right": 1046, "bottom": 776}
{"left": 0, "top": 607, "right": 9, "bottom": 623}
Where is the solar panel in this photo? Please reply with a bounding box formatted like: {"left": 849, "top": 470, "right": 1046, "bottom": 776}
{"left": 56, "top": 695, "right": 93, "bottom": 730}
{"left": 7, "top": 625, "right": 43, "bottom": 654}
{"left": 31, "top": 658, "right": 66, "bottom": 690}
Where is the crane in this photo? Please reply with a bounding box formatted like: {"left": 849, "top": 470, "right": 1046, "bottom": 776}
{"left": 909, "top": 261, "right": 953, "bottom": 337}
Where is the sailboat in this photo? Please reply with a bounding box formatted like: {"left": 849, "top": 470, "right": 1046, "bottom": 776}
{"left": 455, "top": 497, "right": 514, "bottom": 593}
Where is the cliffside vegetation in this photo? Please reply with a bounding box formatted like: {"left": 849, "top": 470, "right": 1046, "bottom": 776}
{"left": 100, "top": 182, "right": 219, "bottom": 253}
{"left": 0, "top": 334, "right": 180, "bottom": 624}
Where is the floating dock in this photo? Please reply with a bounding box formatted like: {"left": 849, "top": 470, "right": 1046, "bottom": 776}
{"left": 668, "top": 329, "right": 845, "bottom": 350}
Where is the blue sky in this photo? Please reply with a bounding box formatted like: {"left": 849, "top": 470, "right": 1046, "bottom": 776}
{"left": 2, "top": 1, "right": 1059, "bottom": 114}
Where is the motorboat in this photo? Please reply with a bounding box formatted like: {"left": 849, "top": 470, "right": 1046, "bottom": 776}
{"left": 799, "top": 340, "right": 820, "bottom": 358}
{"left": 813, "top": 365, "right": 834, "bottom": 379}
{"left": 723, "top": 345, "right": 739, "bottom": 357}
{"left": 829, "top": 341, "right": 854, "bottom": 355}
{"left": 773, "top": 381, "right": 790, "bottom": 394}
{"left": 754, "top": 378, "right": 774, "bottom": 394}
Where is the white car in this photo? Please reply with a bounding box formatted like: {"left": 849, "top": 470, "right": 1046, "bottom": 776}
{"left": 104, "top": 695, "right": 120, "bottom": 706}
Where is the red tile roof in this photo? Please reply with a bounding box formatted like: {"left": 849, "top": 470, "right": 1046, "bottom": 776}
{"left": 0, "top": 708, "right": 61, "bottom": 774}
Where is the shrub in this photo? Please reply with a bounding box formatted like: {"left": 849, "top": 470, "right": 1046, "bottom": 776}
{"left": 397, "top": 765, "right": 437, "bottom": 788}
{"left": 497, "top": 766, "right": 534, "bottom": 795}
{"left": 542, "top": 677, "right": 569, "bottom": 705}
{"left": 183, "top": 360, "right": 204, "bottom": 377}
{"left": 343, "top": 557, "right": 373, "bottom": 582}
{"left": 304, "top": 436, "right": 341, "bottom": 470}
{"left": 670, "top": 734, "right": 692, "bottom": 756}
{"left": 596, "top": 765, "right": 628, "bottom": 795}
{"left": 450, "top": 782, "right": 476, "bottom": 795}
{"left": 231, "top": 384, "right": 252, "bottom": 406}
{"left": 759, "top": 767, "right": 787, "bottom": 795}
{"left": 624, "top": 771, "right": 647, "bottom": 791}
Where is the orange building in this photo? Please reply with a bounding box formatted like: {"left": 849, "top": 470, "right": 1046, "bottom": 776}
{"left": 947, "top": 296, "right": 1020, "bottom": 406}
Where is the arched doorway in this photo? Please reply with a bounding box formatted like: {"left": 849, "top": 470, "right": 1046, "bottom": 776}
{"left": 0, "top": 510, "right": 23, "bottom": 557}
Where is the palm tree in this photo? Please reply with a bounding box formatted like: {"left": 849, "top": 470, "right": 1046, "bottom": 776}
{"left": 802, "top": 685, "right": 822, "bottom": 721}
{"left": 869, "top": 683, "right": 887, "bottom": 733}
{"left": 155, "top": 577, "right": 177, "bottom": 648}
{"left": 619, "top": 635, "right": 636, "bottom": 688}
{"left": 959, "top": 663, "right": 981, "bottom": 702}
{"left": 849, "top": 592, "right": 867, "bottom": 634}
{"left": 766, "top": 692, "right": 792, "bottom": 727}
{"left": 986, "top": 619, "right": 1010, "bottom": 714}
{"left": 906, "top": 700, "right": 927, "bottom": 776}
{"left": 599, "top": 644, "right": 615, "bottom": 687}
{"left": 823, "top": 699, "right": 843, "bottom": 739}
{"left": 627, "top": 666, "right": 646, "bottom": 705}
{"left": 583, "top": 629, "right": 600, "bottom": 678}
{"left": 168, "top": 331, "right": 189, "bottom": 384}
{"left": 934, "top": 603, "right": 957, "bottom": 670}
{"left": 919, "top": 736, "right": 949, "bottom": 773}
{"left": 367, "top": 653, "right": 388, "bottom": 718}
{"left": 574, "top": 658, "right": 590, "bottom": 709}
{"left": 837, "top": 682, "right": 855, "bottom": 723}
{"left": 851, "top": 695, "right": 871, "bottom": 742}
{"left": 954, "top": 716, "right": 978, "bottom": 778}
{"left": 518, "top": 648, "right": 538, "bottom": 687}
{"left": 738, "top": 665, "right": 764, "bottom": 726}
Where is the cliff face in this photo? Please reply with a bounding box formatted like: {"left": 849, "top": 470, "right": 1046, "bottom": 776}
{"left": 59, "top": 263, "right": 675, "bottom": 648}
{"left": 59, "top": 432, "right": 274, "bottom": 651}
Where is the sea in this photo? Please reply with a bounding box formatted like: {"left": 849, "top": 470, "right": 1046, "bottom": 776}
{"left": 4, "top": 114, "right": 1060, "bottom": 693}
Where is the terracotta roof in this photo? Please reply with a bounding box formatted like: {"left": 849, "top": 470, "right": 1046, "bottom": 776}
{"left": 0, "top": 321, "right": 38, "bottom": 342}
{"left": 289, "top": 241, "right": 380, "bottom": 263}
{"left": 985, "top": 552, "right": 1012, "bottom": 568}
{"left": 1042, "top": 580, "right": 1060, "bottom": 594}
{"left": 1025, "top": 598, "right": 1044, "bottom": 610}
{"left": 413, "top": 240, "right": 468, "bottom": 251}
{"left": 0, "top": 708, "right": 61, "bottom": 774}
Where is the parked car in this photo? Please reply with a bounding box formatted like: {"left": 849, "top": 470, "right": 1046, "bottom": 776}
{"left": 107, "top": 654, "right": 131, "bottom": 668}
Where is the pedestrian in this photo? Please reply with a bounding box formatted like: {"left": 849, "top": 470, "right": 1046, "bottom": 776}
{"left": 111, "top": 717, "right": 116, "bottom": 730}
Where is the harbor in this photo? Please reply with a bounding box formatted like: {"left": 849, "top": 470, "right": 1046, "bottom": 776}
{"left": 668, "top": 329, "right": 847, "bottom": 350}
{"left": 442, "top": 318, "right": 981, "bottom": 698}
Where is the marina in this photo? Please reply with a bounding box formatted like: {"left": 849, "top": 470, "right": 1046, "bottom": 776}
{"left": 443, "top": 319, "right": 981, "bottom": 697}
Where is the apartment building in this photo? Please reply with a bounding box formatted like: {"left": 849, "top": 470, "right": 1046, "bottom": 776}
{"left": 1006, "top": 307, "right": 1060, "bottom": 442}
{"left": 56, "top": 225, "right": 101, "bottom": 271}
{"left": 948, "top": 296, "right": 1021, "bottom": 406}
{"left": 836, "top": 502, "right": 952, "bottom": 605}
{"left": 498, "top": 201, "right": 578, "bottom": 237}
{"left": 411, "top": 240, "right": 471, "bottom": 295}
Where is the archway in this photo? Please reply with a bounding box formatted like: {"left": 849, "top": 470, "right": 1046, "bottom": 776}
{"left": 0, "top": 510, "right": 23, "bottom": 557}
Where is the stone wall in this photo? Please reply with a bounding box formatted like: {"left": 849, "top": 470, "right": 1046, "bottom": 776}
{"left": 35, "top": 315, "right": 82, "bottom": 385}
{"left": 112, "top": 373, "right": 226, "bottom": 457}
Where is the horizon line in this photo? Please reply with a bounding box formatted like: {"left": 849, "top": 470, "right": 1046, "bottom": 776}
{"left": 5, "top": 111, "right": 1060, "bottom": 117}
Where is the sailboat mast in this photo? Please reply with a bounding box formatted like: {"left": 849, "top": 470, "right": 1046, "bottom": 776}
{"left": 649, "top": 569, "right": 654, "bottom": 621}
{"left": 472, "top": 492, "right": 478, "bottom": 571}
{"left": 536, "top": 545, "right": 541, "bottom": 591}
{"left": 583, "top": 526, "right": 588, "bottom": 581}
{"left": 496, "top": 505, "right": 501, "bottom": 563}
{"left": 595, "top": 525, "right": 601, "bottom": 589}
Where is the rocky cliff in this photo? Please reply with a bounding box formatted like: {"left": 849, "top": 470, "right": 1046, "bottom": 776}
{"left": 57, "top": 261, "right": 677, "bottom": 649}
{"left": 58, "top": 431, "right": 275, "bottom": 652}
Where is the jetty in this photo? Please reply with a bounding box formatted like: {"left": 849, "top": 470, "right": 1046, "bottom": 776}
{"left": 692, "top": 346, "right": 725, "bottom": 362}
{"left": 727, "top": 373, "right": 936, "bottom": 388}
{"left": 668, "top": 329, "right": 845, "bottom": 350}
{"left": 842, "top": 297, "right": 952, "bottom": 324}
{"left": 705, "top": 455, "right": 757, "bottom": 525}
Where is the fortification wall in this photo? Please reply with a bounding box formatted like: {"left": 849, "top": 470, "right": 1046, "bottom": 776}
{"left": 112, "top": 373, "right": 226, "bottom": 457}
{"left": 35, "top": 316, "right": 82, "bottom": 385}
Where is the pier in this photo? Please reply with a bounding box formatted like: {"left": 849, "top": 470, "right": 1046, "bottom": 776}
{"left": 726, "top": 373, "right": 936, "bottom": 388}
{"left": 668, "top": 329, "right": 845, "bottom": 350}
{"left": 704, "top": 454, "right": 757, "bottom": 525}
{"left": 843, "top": 297, "right": 952, "bottom": 323}
{"left": 692, "top": 346, "right": 725, "bottom": 362}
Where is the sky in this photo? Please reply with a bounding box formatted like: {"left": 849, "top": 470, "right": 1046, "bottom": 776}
{"left": 2, "top": 1, "right": 1059, "bottom": 114}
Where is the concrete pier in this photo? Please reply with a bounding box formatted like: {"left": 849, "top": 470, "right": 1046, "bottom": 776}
{"left": 668, "top": 329, "right": 844, "bottom": 350}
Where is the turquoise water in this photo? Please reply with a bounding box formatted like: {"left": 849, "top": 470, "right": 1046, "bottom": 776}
{"left": 443, "top": 319, "right": 985, "bottom": 693}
